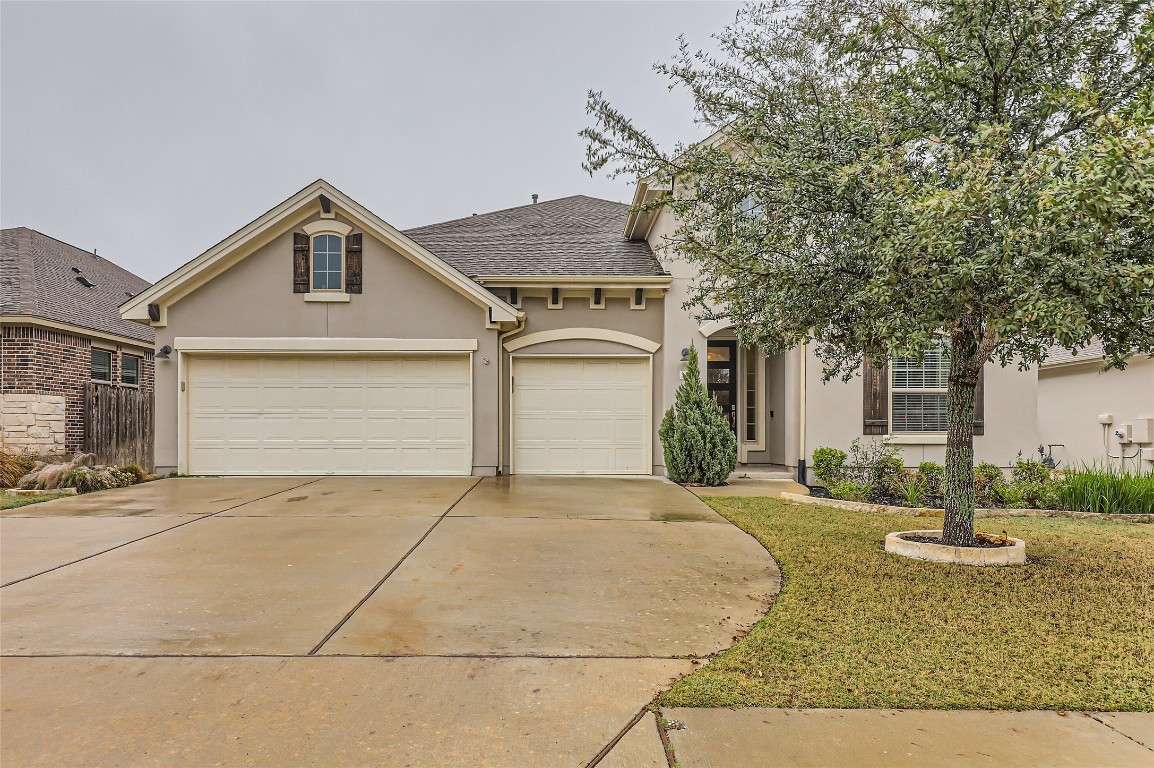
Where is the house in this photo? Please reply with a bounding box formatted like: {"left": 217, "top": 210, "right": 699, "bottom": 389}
{"left": 1037, "top": 343, "right": 1154, "bottom": 471}
{"left": 120, "top": 180, "right": 1039, "bottom": 480}
{"left": 1, "top": 227, "right": 155, "bottom": 458}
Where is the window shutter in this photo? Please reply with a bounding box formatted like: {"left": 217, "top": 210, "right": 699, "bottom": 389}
{"left": 345, "top": 233, "right": 363, "bottom": 294}
{"left": 293, "top": 232, "right": 309, "bottom": 293}
{"left": 972, "top": 366, "right": 985, "bottom": 435}
{"left": 863, "top": 356, "right": 889, "bottom": 435}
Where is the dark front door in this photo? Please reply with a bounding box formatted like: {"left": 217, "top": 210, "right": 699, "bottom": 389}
{"left": 706, "top": 341, "right": 738, "bottom": 433}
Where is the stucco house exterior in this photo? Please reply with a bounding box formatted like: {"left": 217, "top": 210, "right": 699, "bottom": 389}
{"left": 121, "top": 180, "right": 1040, "bottom": 480}
{"left": 2, "top": 227, "right": 154, "bottom": 457}
{"left": 1037, "top": 343, "right": 1154, "bottom": 471}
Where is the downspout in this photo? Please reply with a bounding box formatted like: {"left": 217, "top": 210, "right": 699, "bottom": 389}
{"left": 496, "top": 315, "right": 527, "bottom": 476}
{"left": 797, "top": 342, "right": 808, "bottom": 486}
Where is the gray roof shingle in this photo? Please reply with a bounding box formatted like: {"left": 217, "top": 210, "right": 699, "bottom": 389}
{"left": 1, "top": 227, "right": 154, "bottom": 344}
{"left": 403, "top": 195, "right": 662, "bottom": 277}
{"left": 1043, "top": 341, "right": 1107, "bottom": 367}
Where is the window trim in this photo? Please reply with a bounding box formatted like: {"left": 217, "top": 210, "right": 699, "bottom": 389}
{"left": 90, "top": 347, "right": 113, "bottom": 383}
{"left": 889, "top": 345, "right": 950, "bottom": 434}
{"left": 741, "top": 345, "right": 765, "bottom": 450}
{"left": 120, "top": 353, "right": 142, "bottom": 387}
{"left": 302, "top": 220, "right": 352, "bottom": 294}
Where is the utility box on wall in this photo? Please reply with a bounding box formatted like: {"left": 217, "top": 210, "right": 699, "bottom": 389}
{"left": 1131, "top": 418, "right": 1153, "bottom": 445}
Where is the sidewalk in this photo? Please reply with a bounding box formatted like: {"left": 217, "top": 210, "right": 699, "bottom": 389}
{"left": 616, "top": 709, "right": 1154, "bottom": 768}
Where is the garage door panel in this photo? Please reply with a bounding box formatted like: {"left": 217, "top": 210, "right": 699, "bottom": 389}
{"left": 188, "top": 354, "right": 471, "bottom": 476}
{"left": 512, "top": 357, "right": 649, "bottom": 475}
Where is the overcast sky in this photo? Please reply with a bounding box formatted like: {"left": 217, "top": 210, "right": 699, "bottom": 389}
{"left": 1, "top": 1, "right": 738, "bottom": 281}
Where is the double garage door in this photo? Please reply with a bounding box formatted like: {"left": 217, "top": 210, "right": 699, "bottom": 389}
{"left": 186, "top": 354, "right": 650, "bottom": 476}
{"left": 187, "top": 355, "right": 471, "bottom": 476}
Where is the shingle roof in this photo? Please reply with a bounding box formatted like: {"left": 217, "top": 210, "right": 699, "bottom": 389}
{"left": 1043, "top": 341, "right": 1106, "bottom": 367}
{"left": 403, "top": 195, "right": 663, "bottom": 277}
{"left": 1, "top": 227, "right": 154, "bottom": 344}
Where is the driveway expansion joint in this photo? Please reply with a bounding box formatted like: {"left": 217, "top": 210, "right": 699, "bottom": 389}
{"left": 1086, "top": 712, "right": 1154, "bottom": 751}
{"left": 584, "top": 706, "right": 651, "bottom": 768}
{"left": 306, "top": 477, "right": 483, "bottom": 656}
{"left": 0, "top": 477, "right": 323, "bottom": 588}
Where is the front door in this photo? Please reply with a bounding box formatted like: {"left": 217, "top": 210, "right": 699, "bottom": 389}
{"left": 706, "top": 341, "right": 737, "bottom": 432}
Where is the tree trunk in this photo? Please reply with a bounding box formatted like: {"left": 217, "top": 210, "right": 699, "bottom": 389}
{"left": 942, "top": 333, "right": 982, "bottom": 547}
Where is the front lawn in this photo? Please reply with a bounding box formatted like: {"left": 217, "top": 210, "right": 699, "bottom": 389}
{"left": 0, "top": 493, "right": 72, "bottom": 511}
{"left": 660, "top": 498, "right": 1154, "bottom": 711}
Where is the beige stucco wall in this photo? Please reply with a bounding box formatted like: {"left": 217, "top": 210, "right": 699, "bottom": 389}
{"left": 1038, "top": 357, "right": 1154, "bottom": 470}
{"left": 644, "top": 205, "right": 1041, "bottom": 478}
{"left": 804, "top": 346, "right": 1040, "bottom": 474}
{"left": 153, "top": 212, "right": 500, "bottom": 475}
{"left": 645, "top": 207, "right": 799, "bottom": 474}
{"left": 499, "top": 295, "right": 665, "bottom": 473}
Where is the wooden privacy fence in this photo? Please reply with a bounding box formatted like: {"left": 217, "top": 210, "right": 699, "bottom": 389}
{"left": 84, "top": 383, "right": 154, "bottom": 470}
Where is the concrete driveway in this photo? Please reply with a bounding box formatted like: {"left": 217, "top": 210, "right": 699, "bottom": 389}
{"left": 1, "top": 476, "right": 779, "bottom": 767}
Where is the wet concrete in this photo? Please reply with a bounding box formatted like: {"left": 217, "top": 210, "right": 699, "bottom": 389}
{"left": 1, "top": 656, "right": 691, "bottom": 768}
{"left": 1, "top": 476, "right": 779, "bottom": 765}
{"left": 0, "top": 476, "right": 317, "bottom": 517}
{"left": 1, "top": 515, "right": 437, "bottom": 654}
{"left": 217, "top": 475, "right": 478, "bottom": 516}
{"left": 662, "top": 708, "right": 1154, "bottom": 767}
{"left": 322, "top": 515, "right": 779, "bottom": 657}
{"left": 0, "top": 516, "right": 198, "bottom": 585}
{"left": 599, "top": 713, "right": 668, "bottom": 768}
{"left": 452, "top": 475, "right": 726, "bottom": 522}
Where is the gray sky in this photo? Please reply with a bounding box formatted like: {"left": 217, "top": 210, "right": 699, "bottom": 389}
{"left": 1, "top": 1, "right": 738, "bottom": 281}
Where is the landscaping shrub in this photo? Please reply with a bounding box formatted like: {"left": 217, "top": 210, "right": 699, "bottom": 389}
{"left": 659, "top": 344, "right": 737, "bottom": 485}
{"left": 892, "top": 469, "right": 930, "bottom": 507}
{"left": 118, "top": 464, "right": 148, "bottom": 484}
{"left": 1, "top": 448, "right": 37, "bottom": 489}
{"left": 828, "top": 479, "right": 870, "bottom": 502}
{"left": 918, "top": 461, "right": 945, "bottom": 504}
{"left": 1055, "top": 464, "right": 1154, "bottom": 514}
{"left": 1011, "top": 456, "right": 1052, "bottom": 486}
{"left": 973, "top": 462, "right": 1008, "bottom": 508}
{"left": 1002, "top": 481, "right": 1059, "bottom": 510}
{"left": 812, "top": 447, "right": 847, "bottom": 486}
{"left": 19, "top": 453, "right": 141, "bottom": 494}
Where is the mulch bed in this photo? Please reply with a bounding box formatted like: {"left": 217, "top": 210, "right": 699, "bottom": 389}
{"left": 900, "top": 533, "right": 1009, "bottom": 548}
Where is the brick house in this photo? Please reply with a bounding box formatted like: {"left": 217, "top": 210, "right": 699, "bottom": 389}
{"left": 1, "top": 227, "right": 154, "bottom": 457}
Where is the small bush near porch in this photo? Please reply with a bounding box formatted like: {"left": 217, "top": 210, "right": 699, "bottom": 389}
{"left": 659, "top": 498, "right": 1154, "bottom": 711}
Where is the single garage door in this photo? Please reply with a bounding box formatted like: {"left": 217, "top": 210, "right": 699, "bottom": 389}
{"left": 187, "top": 354, "right": 471, "bottom": 475}
{"left": 512, "top": 356, "right": 649, "bottom": 475}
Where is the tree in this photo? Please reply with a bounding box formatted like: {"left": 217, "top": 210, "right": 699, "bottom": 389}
{"left": 660, "top": 344, "right": 738, "bottom": 485}
{"left": 583, "top": 0, "right": 1154, "bottom": 545}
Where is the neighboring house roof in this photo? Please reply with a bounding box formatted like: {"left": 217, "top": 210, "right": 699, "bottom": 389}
{"left": 1043, "top": 341, "right": 1107, "bottom": 367}
{"left": 120, "top": 180, "right": 521, "bottom": 327}
{"left": 1, "top": 227, "right": 154, "bottom": 344}
{"left": 404, "top": 195, "right": 664, "bottom": 277}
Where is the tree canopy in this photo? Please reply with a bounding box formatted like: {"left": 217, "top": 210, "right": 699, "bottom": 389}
{"left": 583, "top": 0, "right": 1154, "bottom": 544}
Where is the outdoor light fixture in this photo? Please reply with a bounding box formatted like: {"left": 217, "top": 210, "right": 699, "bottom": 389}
{"left": 156, "top": 345, "right": 172, "bottom": 360}
{"left": 681, "top": 348, "right": 690, "bottom": 362}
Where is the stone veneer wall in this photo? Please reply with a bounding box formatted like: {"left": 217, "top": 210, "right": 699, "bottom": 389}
{"left": 0, "top": 324, "right": 154, "bottom": 455}
{"left": 0, "top": 393, "right": 66, "bottom": 454}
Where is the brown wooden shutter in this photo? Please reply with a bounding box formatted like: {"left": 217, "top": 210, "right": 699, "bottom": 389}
{"left": 972, "top": 366, "right": 985, "bottom": 435}
{"left": 863, "top": 356, "right": 889, "bottom": 435}
{"left": 345, "top": 233, "right": 363, "bottom": 294}
{"left": 293, "top": 232, "right": 310, "bottom": 293}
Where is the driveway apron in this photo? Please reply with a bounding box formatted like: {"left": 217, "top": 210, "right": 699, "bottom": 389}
{"left": 0, "top": 476, "right": 779, "bottom": 767}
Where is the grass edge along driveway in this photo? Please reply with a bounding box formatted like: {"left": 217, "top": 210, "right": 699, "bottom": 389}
{"left": 659, "top": 497, "right": 1154, "bottom": 711}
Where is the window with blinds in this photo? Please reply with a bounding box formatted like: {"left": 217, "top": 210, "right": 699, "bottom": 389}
{"left": 890, "top": 344, "right": 950, "bottom": 432}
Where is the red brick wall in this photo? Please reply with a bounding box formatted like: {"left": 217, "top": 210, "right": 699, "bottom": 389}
{"left": 0, "top": 324, "right": 154, "bottom": 454}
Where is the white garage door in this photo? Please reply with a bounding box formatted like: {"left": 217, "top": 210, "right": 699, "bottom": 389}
{"left": 512, "top": 356, "right": 650, "bottom": 475}
{"left": 187, "top": 355, "right": 471, "bottom": 476}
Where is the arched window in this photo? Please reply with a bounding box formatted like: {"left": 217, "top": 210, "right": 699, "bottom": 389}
{"left": 312, "top": 234, "right": 343, "bottom": 290}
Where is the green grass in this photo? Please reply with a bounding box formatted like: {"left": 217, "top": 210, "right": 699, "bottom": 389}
{"left": 0, "top": 493, "right": 72, "bottom": 510}
{"left": 659, "top": 497, "right": 1154, "bottom": 711}
{"left": 1057, "top": 464, "right": 1154, "bottom": 514}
